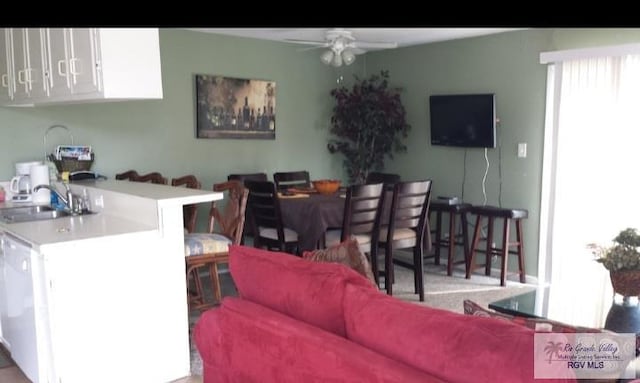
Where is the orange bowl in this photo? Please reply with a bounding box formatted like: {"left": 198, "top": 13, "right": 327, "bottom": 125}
{"left": 312, "top": 179, "right": 341, "bottom": 195}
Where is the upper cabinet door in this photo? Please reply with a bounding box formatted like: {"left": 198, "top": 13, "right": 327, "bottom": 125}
{"left": 66, "top": 28, "right": 100, "bottom": 95}
{"left": 10, "top": 29, "right": 29, "bottom": 100}
{"left": 0, "top": 29, "right": 13, "bottom": 103}
{"left": 44, "top": 28, "right": 71, "bottom": 98}
{"left": 24, "top": 28, "right": 47, "bottom": 99}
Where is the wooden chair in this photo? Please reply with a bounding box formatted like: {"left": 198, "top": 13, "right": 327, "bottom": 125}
{"left": 184, "top": 180, "right": 248, "bottom": 311}
{"left": 377, "top": 180, "right": 432, "bottom": 301}
{"left": 115, "top": 170, "right": 168, "bottom": 185}
{"left": 366, "top": 172, "right": 400, "bottom": 189}
{"left": 325, "top": 183, "right": 386, "bottom": 286}
{"left": 228, "top": 173, "right": 268, "bottom": 183}
{"left": 115, "top": 170, "right": 140, "bottom": 181}
{"left": 171, "top": 175, "right": 202, "bottom": 233}
{"left": 227, "top": 173, "right": 269, "bottom": 241}
{"left": 273, "top": 171, "right": 310, "bottom": 191}
{"left": 245, "top": 180, "right": 299, "bottom": 255}
{"left": 135, "top": 172, "right": 167, "bottom": 184}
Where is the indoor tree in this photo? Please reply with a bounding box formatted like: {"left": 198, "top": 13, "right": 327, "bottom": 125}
{"left": 327, "top": 70, "right": 411, "bottom": 184}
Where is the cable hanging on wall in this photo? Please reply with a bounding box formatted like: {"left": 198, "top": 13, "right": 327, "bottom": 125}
{"left": 481, "top": 147, "right": 490, "bottom": 205}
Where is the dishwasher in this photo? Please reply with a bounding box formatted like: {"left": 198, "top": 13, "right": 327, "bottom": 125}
{"left": 2, "top": 233, "right": 52, "bottom": 383}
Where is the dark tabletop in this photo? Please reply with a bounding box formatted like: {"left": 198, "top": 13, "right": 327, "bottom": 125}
{"left": 279, "top": 193, "right": 345, "bottom": 251}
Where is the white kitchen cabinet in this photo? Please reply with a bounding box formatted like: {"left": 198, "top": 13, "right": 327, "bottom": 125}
{"left": 8, "top": 28, "right": 49, "bottom": 101}
{"left": 0, "top": 30, "right": 12, "bottom": 103}
{"left": 0, "top": 28, "right": 162, "bottom": 106}
{"left": 44, "top": 28, "right": 100, "bottom": 99}
{"left": 0, "top": 234, "right": 53, "bottom": 383}
{"left": 0, "top": 181, "right": 222, "bottom": 383}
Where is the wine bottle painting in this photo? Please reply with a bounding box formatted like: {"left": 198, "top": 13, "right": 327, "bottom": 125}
{"left": 196, "top": 74, "right": 276, "bottom": 139}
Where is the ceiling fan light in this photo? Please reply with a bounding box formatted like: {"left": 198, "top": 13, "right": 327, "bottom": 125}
{"left": 331, "top": 52, "right": 343, "bottom": 67}
{"left": 342, "top": 50, "right": 356, "bottom": 66}
{"left": 320, "top": 50, "right": 334, "bottom": 65}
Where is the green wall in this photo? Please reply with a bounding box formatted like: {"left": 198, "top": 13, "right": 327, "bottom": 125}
{"left": 2, "top": 28, "right": 640, "bottom": 276}
{"left": 365, "top": 28, "right": 640, "bottom": 276}
{"left": 0, "top": 29, "right": 362, "bottom": 188}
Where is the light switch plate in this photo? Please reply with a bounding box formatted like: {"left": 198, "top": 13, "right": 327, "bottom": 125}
{"left": 517, "top": 143, "right": 527, "bottom": 158}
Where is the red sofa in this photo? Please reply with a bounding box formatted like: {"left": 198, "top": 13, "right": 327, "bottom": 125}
{"left": 194, "top": 245, "right": 576, "bottom": 383}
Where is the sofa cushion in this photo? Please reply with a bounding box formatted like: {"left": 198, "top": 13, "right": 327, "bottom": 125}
{"left": 343, "top": 284, "right": 575, "bottom": 383}
{"left": 463, "top": 299, "right": 602, "bottom": 333}
{"left": 302, "top": 238, "right": 376, "bottom": 285}
{"left": 194, "top": 297, "right": 445, "bottom": 383}
{"left": 228, "top": 244, "right": 376, "bottom": 337}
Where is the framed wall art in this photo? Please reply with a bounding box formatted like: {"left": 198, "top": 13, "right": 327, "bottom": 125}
{"left": 195, "top": 74, "right": 276, "bottom": 139}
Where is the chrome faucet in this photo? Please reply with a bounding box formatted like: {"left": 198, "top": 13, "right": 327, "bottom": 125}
{"left": 33, "top": 183, "right": 82, "bottom": 215}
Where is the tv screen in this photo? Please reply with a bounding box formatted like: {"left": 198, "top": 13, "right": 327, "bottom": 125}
{"left": 429, "top": 94, "right": 496, "bottom": 148}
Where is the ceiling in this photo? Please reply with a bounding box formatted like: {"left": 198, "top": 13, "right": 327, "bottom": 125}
{"left": 191, "top": 28, "right": 521, "bottom": 51}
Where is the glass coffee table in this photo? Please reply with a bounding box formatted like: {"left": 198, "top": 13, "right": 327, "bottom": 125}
{"left": 490, "top": 287, "right": 640, "bottom": 333}
{"left": 489, "top": 286, "right": 548, "bottom": 319}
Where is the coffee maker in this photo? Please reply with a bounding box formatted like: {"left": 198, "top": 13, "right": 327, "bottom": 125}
{"left": 10, "top": 161, "right": 42, "bottom": 202}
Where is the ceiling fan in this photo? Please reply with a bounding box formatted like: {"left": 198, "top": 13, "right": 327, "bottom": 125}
{"left": 285, "top": 28, "right": 398, "bottom": 67}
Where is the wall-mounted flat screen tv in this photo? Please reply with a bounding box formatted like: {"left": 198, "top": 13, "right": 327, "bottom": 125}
{"left": 429, "top": 93, "right": 496, "bottom": 148}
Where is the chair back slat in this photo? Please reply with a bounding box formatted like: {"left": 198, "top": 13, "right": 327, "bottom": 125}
{"left": 210, "top": 180, "right": 249, "bottom": 245}
{"left": 245, "top": 180, "right": 296, "bottom": 253}
{"left": 273, "top": 171, "right": 310, "bottom": 191}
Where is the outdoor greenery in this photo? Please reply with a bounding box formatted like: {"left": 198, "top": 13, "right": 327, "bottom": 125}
{"left": 589, "top": 228, "right": 640, "bottom": 272}
{"left": 327, "top": 70, "right": 410, "bottom": 184}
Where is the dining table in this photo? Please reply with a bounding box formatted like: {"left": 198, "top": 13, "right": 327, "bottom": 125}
{"left": 278, "top": 189, "right": 432, "bottom": 254}
{"left": 278, "top": 192, "right": 345, "bottom": 251}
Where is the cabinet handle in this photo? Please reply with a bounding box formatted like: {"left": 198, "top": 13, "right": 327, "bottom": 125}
{"left": 57, "top": 60, "right": 67, "bottom": 76}
{"left": 69, "top": 58, "right": 81, "bottom": 75}
{"left": 25, "top": 68, "right": 33, "bottom": 85}
{"left": 17, "top": 70, "right": 26, "bottom": 85}
{"left": 1, "top": 74, "right": 7, "bottom": 88}
{"left": 21, "top": 259, "right": 28, "bottom": 271}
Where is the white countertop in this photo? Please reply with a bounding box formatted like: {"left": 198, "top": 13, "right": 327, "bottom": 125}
{"left": 70, "top": 179, "right": 222, "bottom": 206}
{"left": 1, "top": 212, "right": 157, "bottom": 249}
{"left": 0, "top": 179, "right": 222, "bottom": 249}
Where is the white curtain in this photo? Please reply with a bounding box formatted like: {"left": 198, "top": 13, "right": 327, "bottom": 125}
{"left": 547, "top": 54, "right": 640, "bottom": 328}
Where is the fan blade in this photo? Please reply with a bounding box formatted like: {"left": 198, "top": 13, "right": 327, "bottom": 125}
{"left": 298, "top": 46, "right": 327, "bottom": 52}
{"left": 352, "top": 41, "right": 398, "bottom": 49}
{"left": 284, "top": 39, "right": 329, "bottom": 47}
{"left": 351, "top": 47, "right": 366, "bottom": 55}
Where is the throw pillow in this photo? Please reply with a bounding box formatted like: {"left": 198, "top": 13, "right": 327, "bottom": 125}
{"left": 303, "top": 238, "right": 377, "bottom": 286}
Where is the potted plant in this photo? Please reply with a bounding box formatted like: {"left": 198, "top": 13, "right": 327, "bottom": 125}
{"left": 327, "top": 70, "right": 410, "bottom": 184}
{"left": 589, "top": 228, "right": 640, "bottom": 297}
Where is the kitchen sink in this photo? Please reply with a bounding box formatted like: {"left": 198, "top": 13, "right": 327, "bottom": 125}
{"left": 0, "top": 205, "right": 75, "bottom": 223}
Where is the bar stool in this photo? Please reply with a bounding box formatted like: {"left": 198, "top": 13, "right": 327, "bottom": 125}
{"left": 465, "top": 205, "right": 528, "bottom": 286}
{"left": 427, "top": 201, "right": 472, "bottom": 276}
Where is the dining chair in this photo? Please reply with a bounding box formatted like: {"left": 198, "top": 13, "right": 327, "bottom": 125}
{"left": 245, "top": 180, "right": 300, "bottom": 255}
{"left": 273, "top": 171, "right": 311, "bottom": 191}
{"left": 115, "top": 170, "right": 140, "bottom": 181}
{"left": 324, "top": 182, "right": 386, "bottom": 286}
{"left": 184, "top": 180, "right": 249, "bottom": 311}
{"left": 377, "top": 180, "right": 432, "bottom": 301}
{"left": 171, "top": 175, "right": 202, "bottom": 233}
{"left": 227, "top": 173, "right": 269, "bottom": 183}
{"left": 115, "top": 170, "right": 168, "bottom": 185}
{"left": 227, "top": 173, "right": 269, "bottom": 242}
{"left": 366, "top": 172, "right": 400, "bottom": 187}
